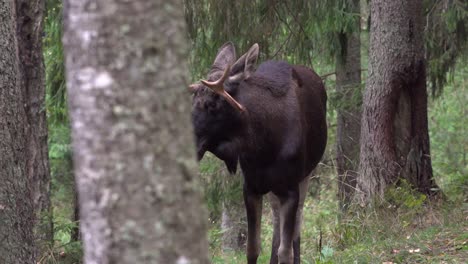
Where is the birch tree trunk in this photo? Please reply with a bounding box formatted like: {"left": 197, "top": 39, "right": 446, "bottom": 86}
{"left": 335, "top": 0, "right": 362, "bottom": 210}
{"left": 62, "top": 1, "right": 209, "bottom": 263}
{"left": 356, "top": 0, "right": 438, "bottom": 205}
{"left": 0, "top": 1, "right": 51, "bottom": 262}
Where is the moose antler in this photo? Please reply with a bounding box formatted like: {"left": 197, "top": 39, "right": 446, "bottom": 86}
{"left": 201, "top": 65, "right": 245, "bottom": 112}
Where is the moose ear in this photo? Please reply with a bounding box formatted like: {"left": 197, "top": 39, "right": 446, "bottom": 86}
{"left": 229, "top": 43, "right": 259, "bottom": 81}
{"left": 211, "top": 42, "right": 237, "bottom": 73}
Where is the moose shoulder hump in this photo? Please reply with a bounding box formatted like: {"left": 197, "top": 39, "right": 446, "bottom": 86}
{"left": 248, "top": 60, "right": 293, "bottom": 97}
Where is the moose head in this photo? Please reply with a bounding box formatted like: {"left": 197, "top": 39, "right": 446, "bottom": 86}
{"left": 190, "top": 42, "right": 258, "bottom": 174}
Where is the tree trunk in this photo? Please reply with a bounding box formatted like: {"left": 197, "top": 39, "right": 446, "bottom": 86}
{"left": 62, "top": 1, "right": 209, "bottom": 263}
{"left": 356, "top": 0, "right": 438, "bottom": 205}
{"left": 220, "top": 171, "right": 246, "bottom": 252}
{"left": 15, "top": 0, "right": 53, "bottom": 254}
{"left": 221, "top": 202, "right": 247, "bottom": 251}
{"left": 71, "top": 178, "right": 80, "bottom": 242}
{"left": 0, "top": 1, "right": 51, "bottom": 262}
{"left": 335, "top": 0, "right": 362, "bottom": 210}
{"left": 0, "top": 2, "right": 35, "bottom": 261}
{"left": 0, "top": 1, "right": 37, "bottom": 263}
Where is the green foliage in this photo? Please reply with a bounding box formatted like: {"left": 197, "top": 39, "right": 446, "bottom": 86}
{"left": 54, "top": 218, "right": 77, "bottom": 245}
{"left": 328, "top": 81, "right": 364, "bottom": 112}
{"left": 44, "top": 0, "right": 67, "bottom": 124}
{"left": 199, "top": 154, "right": 244, "bottom": 221}
{"left": 429, "top": 64, "right": 468, "bottom": 201}
{"left": 318, "top": 245, "right": 334, "bottom": 264}
{"left": 48, "top": 124, "right": 72, "bottom": 160}
{"left": 425, "top": 0, "right": 468, "bottom": 96}
{"left": 385, "top": 180, "right": 427, "bottom": 212}
{"left": 44, "top": 1, "right": 81, "bottom": 262}
{"left": 184, "top": 0, "right": 360, "bottom": 78}
{"left": 47, "top": 122, "right": 82, "bottom": 263}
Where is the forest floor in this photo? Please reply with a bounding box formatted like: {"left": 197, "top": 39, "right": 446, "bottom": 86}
{"left": 329, "top": 205, "right": 468, "bottom": 263}
{"left": 209, "top": 184, "right": 468, "bottom": 264}
{"left": 48, "top": 152, "right": 467, "bottom": 264}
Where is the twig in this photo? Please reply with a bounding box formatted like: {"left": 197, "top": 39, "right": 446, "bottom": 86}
{"left": 320, "top": 72, "right": 336, "bottom": 79}
{"left": 320, "top": 68, "right": 368, "bottom": 79}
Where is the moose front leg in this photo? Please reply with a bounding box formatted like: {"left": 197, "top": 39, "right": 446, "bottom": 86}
{"left": 243, "top": 186, "right": 263, "bottom": 264}
{"left": 277, "top": 188, "right": 299, "bottom": 264}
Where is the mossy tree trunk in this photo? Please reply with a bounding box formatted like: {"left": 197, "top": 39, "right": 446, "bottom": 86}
{"left": 62, "top": 1, "right": 209, "bottom": 263}
{"left": 335, "top": 0, "right": 362, "bottom": 210}
{"left": 0, "top": 0, "right": 51, "bottom": 262}
{"left": 356, "top": 0, "right": 438, "bottom": 205}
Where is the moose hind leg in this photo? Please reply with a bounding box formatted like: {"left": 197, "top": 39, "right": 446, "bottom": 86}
{"left": 268, "top": 193, "right": 281, "bottom": 264}
{"left": 293, "top": 176, "right": 310, "bottom": 264}
{"left": 244, "top": 186, "right": 263, "bottom": 264}
{"left": 277, "top": 188, "right": 299, "bottom": 264}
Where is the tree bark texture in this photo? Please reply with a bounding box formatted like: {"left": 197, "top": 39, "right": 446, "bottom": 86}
{"left": 0, "top": 0, "right": 51, "bottom": 262}
{"left": 356, "top": 0, "right": 437, "bottom": 205}
{"left": 335, "top": 0, "right": 362, "bottom": 210}
{"left": 15, "top": 0, "right": 53, "bottom": 253}
{"left": 220, "top": 171, "right": 246, "bottom": 252}
{"left": 221, "top": 202, "right": 247, "bottom": 251}
{"left": 62, "top": 1, "right": 209, "bottom": 263}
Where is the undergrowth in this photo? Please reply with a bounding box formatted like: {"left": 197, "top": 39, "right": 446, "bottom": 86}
{"left": 208, "top": 167, "right": 467, "bottom": 263}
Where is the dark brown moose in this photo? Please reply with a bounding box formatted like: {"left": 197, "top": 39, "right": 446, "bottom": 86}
{"left": 190, "top": 42, "right": 327, "bottom": 264}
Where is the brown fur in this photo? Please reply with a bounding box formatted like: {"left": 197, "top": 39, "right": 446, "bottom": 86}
{"left": 191, "top": 43, "right": 327, "bottom": 264}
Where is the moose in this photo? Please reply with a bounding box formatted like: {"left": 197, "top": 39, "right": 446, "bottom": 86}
{"left": 190, "top": 42, "right": 327, "bottom": 264}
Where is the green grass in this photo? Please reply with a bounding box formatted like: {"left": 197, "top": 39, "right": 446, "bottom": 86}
{"left": 330, "top": 204, "right": 467, "bottom": 263}
{"left": 336, "top": 223, "right": 467, "bottom": 263}
{"left": 207, "top": 165, "right": 468, "bottom": 263}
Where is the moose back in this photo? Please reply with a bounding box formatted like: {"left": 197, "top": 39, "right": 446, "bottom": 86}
{"left": 190, "top": 42, "right": 327, "bottom": 264}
